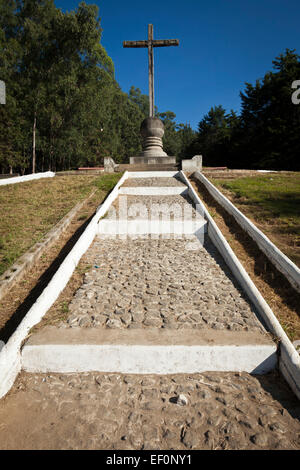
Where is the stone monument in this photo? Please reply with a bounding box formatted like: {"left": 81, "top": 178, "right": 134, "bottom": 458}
{"left": 123, "top": 25, "right": 179, "bottom": 166}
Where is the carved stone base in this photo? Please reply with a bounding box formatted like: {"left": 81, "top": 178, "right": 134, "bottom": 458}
{"left": 130, "top": 155, "right": 176, "bottom": 165}
{"left": 131, "top": 117, "right": 176, "bottom": 166}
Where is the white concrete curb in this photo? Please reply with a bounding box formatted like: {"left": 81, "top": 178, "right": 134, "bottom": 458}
{"left": 22, "top": 343, "right": 277, "bottom": 375}
{"left": 193, "top": 171, "right": 300, "bottom": 293}
{"left": 127, "top": 171, "right": 179, "bottom": 178}
{"left": 98, "top": 219, "right": 207, "bottom": 236}
{"left": 180, "top": 171, "right": 300, "bottom": 399}
{"left": 0, "top": 171, "right": 55, "bottom": 186}
{"left": 0, "top": 172, "right": 129, "bottom": 399}
{"left": 119, "top": 187, "right": 187, "bottom": 195}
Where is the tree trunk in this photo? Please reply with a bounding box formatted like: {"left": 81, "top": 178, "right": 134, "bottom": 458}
{"left": 32, "top": 111, "right": 37, "bottom": 173}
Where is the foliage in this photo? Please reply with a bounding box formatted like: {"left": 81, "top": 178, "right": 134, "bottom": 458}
{"left": 0, "top": 1, "right": 195, "bottom": 173}
{"left": 0, "top": 1, "right": 200, "bottom": 173}
{"left": 157, "top": 111, "right": 196, "bottom": 161}
{"left": 195, "top": 49, "right": 300, "bottom": 170}
{"left": 93, "top": 172, "right": 124, "bottom": 192}
{"left": 2, "top": 4, "right": 299, "bottom": 172}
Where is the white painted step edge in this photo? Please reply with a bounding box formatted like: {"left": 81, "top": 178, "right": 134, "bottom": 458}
{"left": 127, "top": 171, "right": 179, "bottom": 178}
{"left": 98, "top": 219, "right": 207, "bottom": 235}
{"left": 119, "top": 187, "right": 187, "bottom": 195}
{"left": 0, "top": 171, "right": 55, "bottom": 186}
{"left": 193, "top": 171, "right": 300, "bottom": 294}
{"left": 0, "top": 171, "right": 130, "bottom": 399}
{"left": 180, "top": 170, "right": 300, "bottom": 400}
{"left": 22, "top": 344, "right": 277, "bottom": 375}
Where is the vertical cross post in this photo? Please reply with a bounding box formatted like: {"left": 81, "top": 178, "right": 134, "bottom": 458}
{"left": 148, "top": 24, "right": 154, "bottom": 117}
{"left": 123, "top": 25, "right": 179, "bottom": 118}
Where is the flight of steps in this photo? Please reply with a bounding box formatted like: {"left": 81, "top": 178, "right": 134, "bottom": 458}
{"left": 1, "top": 172, "right": 299, "bottom": 450}
{"left": 22, "top": 173, "right": 276, "bottom": 374}
{"left": 117, "top": 163, "right": 180, "bottom": 172}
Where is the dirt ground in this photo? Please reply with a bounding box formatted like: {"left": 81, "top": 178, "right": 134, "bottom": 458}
{"left": 0, "top": 370, "right": 299, "bottom": 450}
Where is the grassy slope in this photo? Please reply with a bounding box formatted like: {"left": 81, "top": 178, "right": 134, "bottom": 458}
{"left": 209, "top": 173, "right": 300, "bottom": 267}
{"left": 0, "top": 173, "right": 122, "bottom": 276}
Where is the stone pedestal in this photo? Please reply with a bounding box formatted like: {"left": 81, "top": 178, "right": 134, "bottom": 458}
{"left": 130, "top": 155, "right": 176, "bottom": 165}
{"left": 130, "top": 117, "right": 176, "bottom": 166}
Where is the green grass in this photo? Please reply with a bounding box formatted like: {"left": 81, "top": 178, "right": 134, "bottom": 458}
{"left": 0, "top": 173, "right": 122, "bottom": 277}
{"left": 213, "top": 174, "right": 300, "bottom": 223}
{"left": 60, "top": 301, "right": 69, "bottom": 314}
{"left": 211, "top": 173, "right": 300, "bottom": 264}
{"left": 93, "top": 172, "right": 123, "bottom": 193}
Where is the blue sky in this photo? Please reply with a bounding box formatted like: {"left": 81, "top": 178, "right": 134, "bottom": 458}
{"left": 55, "top": 0, "right": 300, "bottom": 130}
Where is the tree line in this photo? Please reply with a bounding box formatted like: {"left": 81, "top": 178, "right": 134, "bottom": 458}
{"left": 1, "top": 1, "right": 299, "bottom": 173}
{"left": 0, "top": 0, "right": 192, "bottom": 174}
{"left": 188, "top": 49, "right": 300, "bottom": 170}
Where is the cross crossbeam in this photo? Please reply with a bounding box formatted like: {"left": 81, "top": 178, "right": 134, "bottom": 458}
{"left": 123, "top": 39, "right": 179, "bottom": 48}
{"left": 123, "top": 25, "right": 179, "bottom": 117}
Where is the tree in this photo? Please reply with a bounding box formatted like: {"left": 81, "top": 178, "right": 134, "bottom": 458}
{"left": 128, "top": 86, "right": 149, "bottom": 117}
{"left": 173, "top": 123, "right": 196, "bottom": 162}
{"left": 0, "top": 1, "right": 182, "bottom": 173}
{"left": 157, "top": 111, "right": 179, "bottom": 157}
{"left": 239, "top": 49, "right": 300, "bottom": 170}
{"left": 195, "top": 105, "right": 236, "bottom": 166}
{"left": 192, "top": 49, "right": 300, "bottom": 170}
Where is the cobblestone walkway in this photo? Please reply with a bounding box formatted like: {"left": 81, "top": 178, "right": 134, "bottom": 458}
{"left": 107, "top": 194, "right": 200, "bottom": 220}
{"left": 122, "top": 176, "right": 186, "bottom": 187}
{"left": 0, "top": 371, "right": 299, "bottom": 449}
{"left": 61, "top": 236, "right": 266, "bottom": 332}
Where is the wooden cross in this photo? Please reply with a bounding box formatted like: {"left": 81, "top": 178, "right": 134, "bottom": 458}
{"left": 123, "top": 24, "right": 179, "bottom": 117}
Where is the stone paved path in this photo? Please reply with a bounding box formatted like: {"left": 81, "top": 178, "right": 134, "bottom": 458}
{"left": 122, "top": 177, "right": 186, "bottom": 187}
{"left": 61, "top": 236, "right": 266, "bottom": 332}
{"left": 0, "top": 371, "right": 299, "bottom": 450}
{"left": 108, "top": 194, "right": 200, "bottom": 220}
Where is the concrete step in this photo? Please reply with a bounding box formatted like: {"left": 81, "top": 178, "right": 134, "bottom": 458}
{"left": 119, "top": 186, "right": 187, "bottom": 195}
{"left": 117, "top": 164, "right": 180, "bottom": 172}
{"left": 22, "top": 326, "right": 277, "bottom": 375}
{"left": 100, "top": 193, "right": 207, "bottom": 237}
{"left": 19, "top": 175, "right": 278, "bottom": 383}
{"left": 98, "top": 219, "right": 207, "bottom": 237}
{"left": 118, "top": 174, "right": 188, "bottom": 195}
